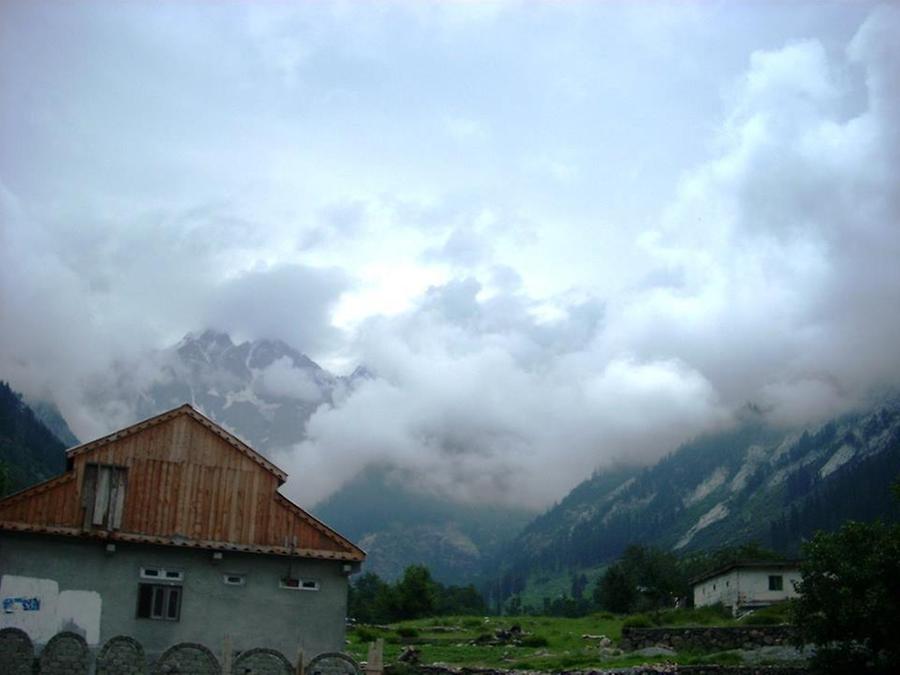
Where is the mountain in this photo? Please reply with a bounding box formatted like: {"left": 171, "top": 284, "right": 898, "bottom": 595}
{"left": 85, "top": 330, "right": 530, "bottom": 583}
{"left": 27, "top": 398, "right": 80, "bottom": 447}
{"left": 0, "top": 382, "right": 68, "bottom": 495}
{"left": 315, "top": 467, "right": 534, "bottom": 584}
{"left": 492, "top": 399, "right": 900, "bottom": 603}
{"left": 127, "top": 329, "right": 344, "bottom": 452}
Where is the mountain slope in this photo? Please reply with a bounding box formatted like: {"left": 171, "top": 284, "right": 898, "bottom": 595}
{"left": 315, "top": 467, "right": 534, "bottom": 583}
{"left": 495, "top": 400, "right": 900, "bottom": 595}
{"left": 27, "top": 399, "right": 80, "bottom": 447}
{"left": 0, "top": 382, "right": 68, "bottom": 494}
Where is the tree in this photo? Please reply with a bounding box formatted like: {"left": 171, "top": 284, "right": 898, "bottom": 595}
{"left": 792, "top": 520, "right": 900, "bottom": 673}
{"left": 393, "top": 565, "right": 438, "bottom": 620}
{"left": 348, "top": 572, "right": 395, "bottom": 624}
{"left": 594, "top": 564, "right": 635, "bottom": 613}
{"left": 0, "top": 461, "right": 9, "bottom": 496}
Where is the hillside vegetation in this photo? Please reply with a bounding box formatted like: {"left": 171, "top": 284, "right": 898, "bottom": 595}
{"left": 0, "top": 382, "right": 68, "bottom": 495}
{"left": 490, "top": 400, "right": 900, "bottom": 608}
{"left": 345, "top": 607, "right": 797, "bottom": 671}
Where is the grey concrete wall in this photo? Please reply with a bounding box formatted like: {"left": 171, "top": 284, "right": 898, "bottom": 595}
{"left": 0, "top": 531, "right": 349, "bottom": 662}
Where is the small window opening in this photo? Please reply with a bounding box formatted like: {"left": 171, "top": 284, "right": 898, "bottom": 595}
{"left": 768, "top": 575, "right": 783, "bottom": 591}
{"left": 280, "top": 577, "right": 319, "bottom": 591}
{"left": 224, "top": 574, "right": 246, "bottom": 586}
{"left": 141, "top": 567, "right": 182, "bottom": 582}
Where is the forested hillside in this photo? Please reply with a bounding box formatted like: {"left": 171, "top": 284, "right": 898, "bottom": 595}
{"left": 0, "top": 382, "right": 69, "bottom": 495}
{"left": 316, "top": 467, "right": 533, "bottom": 584}
{"left": 490, "top": 399, "right": 900, "bottom": 604}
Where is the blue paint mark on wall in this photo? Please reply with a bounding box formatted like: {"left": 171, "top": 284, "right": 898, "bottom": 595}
{"left": 2, "top": 597, "right": 41, "bottom": 613}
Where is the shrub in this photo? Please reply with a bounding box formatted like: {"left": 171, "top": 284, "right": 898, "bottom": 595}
{"left": 520, "top": 635, "right": 549, "bottom": 648}
{"left": 396, "top": 626, "right": 419, "bottom": 638}
{"left": 793, "top": 520, "right": 900, "bottom": 674}
{"left": 622, "top": 614, "right": 654, "bottom": 629}
{"left": 741, "top": 613, "right": 782, "bottom": 626}
{"left": 354, "top": 627, "right": 379, "bottom": 643}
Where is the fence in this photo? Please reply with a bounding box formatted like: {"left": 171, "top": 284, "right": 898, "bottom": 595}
{"left": 0, "top": 627, "right": 383, "bottom": 675}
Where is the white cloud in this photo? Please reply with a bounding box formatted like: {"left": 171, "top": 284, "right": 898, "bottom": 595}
{"left": 1, "top": 2, "right": 897, "bottom": 510}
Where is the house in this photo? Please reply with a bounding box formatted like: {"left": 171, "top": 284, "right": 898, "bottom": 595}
{"left": 0, "top": 403, "right": 365, "bottom": 661}
{"left": 692, "top": 560, "right": 801, "bottom": 613}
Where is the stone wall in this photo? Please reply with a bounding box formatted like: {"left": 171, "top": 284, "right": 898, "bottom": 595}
{"left": 619, "top": 626, "right": 794, "bottom": 652}
{"left": 0, "top": 627, "right": 350, "bottom": 674}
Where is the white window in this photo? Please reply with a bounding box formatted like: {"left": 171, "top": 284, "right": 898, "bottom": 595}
{"left": 82, "top": 464, "right": 127, "bottom": 530}
{"left": 280, "top": 577, "right": 319, "bottom": 591}
{"left": 141, "top": 567, "right": 183, "bottom": 582}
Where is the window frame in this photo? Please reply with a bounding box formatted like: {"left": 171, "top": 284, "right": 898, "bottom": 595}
{"left": 768, "top": 574, "right": 784, "bottom": 591}
{"left": 279, "top": 577, "right": 320, "bottom": 591}
{"left": 82, "top": 463, "right": 128, "bottom": 531}
{"left": 137, "top": 583, "right": 182, "bottom": 621}
{"left": 140, "top": 566, "right": 183, "bottom": 583}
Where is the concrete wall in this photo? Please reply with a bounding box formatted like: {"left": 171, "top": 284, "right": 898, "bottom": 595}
{"left": 0, "top": 531, "right": 349, "bottom": 661}
{"left": 694, "top": 568, "right": 801, "bottom": 610}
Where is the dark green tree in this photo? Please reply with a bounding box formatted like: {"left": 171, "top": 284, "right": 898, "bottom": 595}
{"left": 594, "top": 564, "right": 635, "bottom": 613}
{"left": 348, "top": 572, "right": 395, "bottom": 624}
{"left": 0, "top": 461, "right": 9, "bottom": 496}
{"left": 792, "top": 520, "right": 900, "bottom": 673}
{"left": 393, "top": 565, "right": 438, "bottom": 620}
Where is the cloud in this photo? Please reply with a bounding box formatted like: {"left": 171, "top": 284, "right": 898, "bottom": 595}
{"left": 255, "top": 356, "right": 324, "bottom": 403}
{"left": 2, "top": 2, "right": 898, "bottom": 512}
{"left": 274, "top": 278, "right": 727, "bottom": 509}
{"left": 206, "top": 264, "right": 349, "bottom": 352}
{"left": 274, "top": 7, "right": 900, "bottom": 508}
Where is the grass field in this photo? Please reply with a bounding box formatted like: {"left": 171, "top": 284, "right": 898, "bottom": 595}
{"left": 344, "top": 606, "right": 793, "bottom": 671}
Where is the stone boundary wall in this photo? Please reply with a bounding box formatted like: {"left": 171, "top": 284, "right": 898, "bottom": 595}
{"left": 619, "top": 626, "right": 795, "bottom": 652}
{"left": 0, "top": 628, "right": 361, "bottom": 675}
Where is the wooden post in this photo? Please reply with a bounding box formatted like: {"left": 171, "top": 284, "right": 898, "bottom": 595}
{"left": 365, "top": 638, "right": 384, "bottom": 675}
{"left": 222, "top": 634, "right": 233, "bottom": 675}
{"left": 295, "top": 647, "right": 305, "bottom": 675}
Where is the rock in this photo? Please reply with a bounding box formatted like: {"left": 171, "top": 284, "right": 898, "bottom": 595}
{"left": 632, "top": 646, "right": 677, "bottom": 657}
{"left": 398, "top": 647, "right": 420, "bottom": 664}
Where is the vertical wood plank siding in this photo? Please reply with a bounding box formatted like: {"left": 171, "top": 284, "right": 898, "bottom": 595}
{"left": 0, "top": 411, "right": 358, "bottom": 558}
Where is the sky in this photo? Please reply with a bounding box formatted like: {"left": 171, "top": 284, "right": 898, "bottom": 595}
{"left": 1, "top": 1, "right": 899, "bottom": 509}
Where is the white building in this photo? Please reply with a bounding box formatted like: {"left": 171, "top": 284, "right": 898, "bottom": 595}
{"left": 692, "top": 560, "right": 801, "bottom": 613}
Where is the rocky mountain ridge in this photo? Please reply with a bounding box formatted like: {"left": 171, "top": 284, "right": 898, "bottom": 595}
{"left": 491, "top": 398, "right": 900, "bottom": 603}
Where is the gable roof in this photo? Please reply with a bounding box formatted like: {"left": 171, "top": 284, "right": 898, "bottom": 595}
{"left": 691, "top": 559, "right": 802, "bottom": 585}
{"left": 0, "top": 404, "right": 364, "bottom": 562}
{"left": 66, "top": 403, "right": 288, "bottom": 484}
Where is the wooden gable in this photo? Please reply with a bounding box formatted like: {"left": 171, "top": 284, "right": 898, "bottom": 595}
{"left": 0, "top": 405, "right": 364, "bottom": 562}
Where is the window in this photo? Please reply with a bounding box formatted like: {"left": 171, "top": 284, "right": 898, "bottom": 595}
{"left": 223, "top": 574, "right": 246, "bottom": 586}
{"left": 137, "top": 567, "right": 183, "bottom": 621}
{"left": 280, "top": 577, "right": 319, "bottom": 591}
{"left": 768, "top": 575, "right": 784, "bottom": 591}
{"left": 141, "top": 567, "right": 183, "bottom": 582}
{"left": 137, "top": 584, "right": 181, "bottom": 621}
{"left": 82, "top": 464, "right": 127, "bottom": 530}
